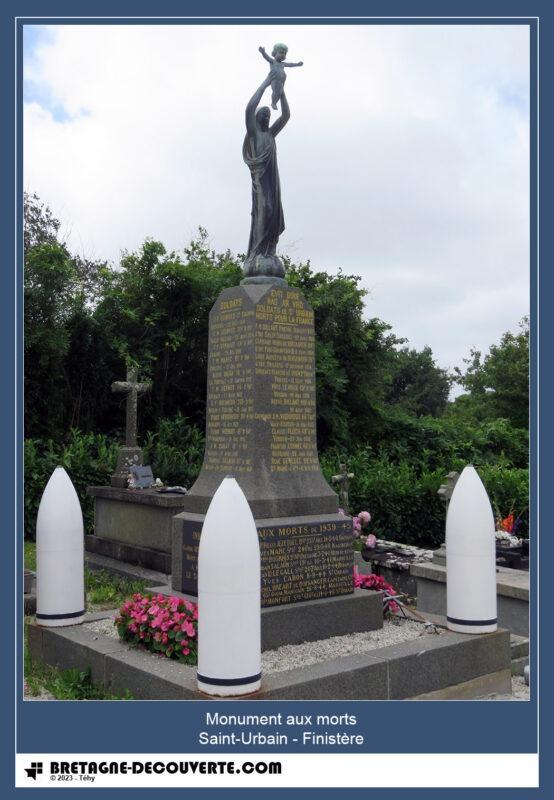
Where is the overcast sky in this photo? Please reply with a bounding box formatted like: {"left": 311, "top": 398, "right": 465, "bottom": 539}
{"left": 23, "top": 23, "right": 530, "bottom": 383}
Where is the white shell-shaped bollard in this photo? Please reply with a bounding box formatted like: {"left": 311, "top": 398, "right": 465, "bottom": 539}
{"left": 36, "top": 467, "right": 85, "bottom": 627}
{"left": 446, "top": 465, "right": 497, "bottom": 634}
{"left": 197, "top": 477, "right": 261, "bottom": 696}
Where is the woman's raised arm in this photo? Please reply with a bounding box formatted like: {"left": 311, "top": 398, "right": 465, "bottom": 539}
{"left": 245, "top": 77, "right": 271, "bottom": 136}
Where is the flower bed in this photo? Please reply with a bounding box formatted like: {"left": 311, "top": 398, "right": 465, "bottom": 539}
{"left": 115, "top": 593, "right": 198, "bottom": 664}
{"left": 115, "top": 567, "right": 400, "bottom": 667}
{"left": 353, "top": 569, "right": 400, "bottom": 614}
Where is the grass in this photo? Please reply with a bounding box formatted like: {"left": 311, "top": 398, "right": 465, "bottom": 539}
{"left": 24, "top": 625, "right": 133, "bottom": 700}
{"left": 24, "top": 541, "right": 147, "bottom": 610}
{"left": 24, "top": 540, "right": 146, "bottom": 698}
{"left": 85, "top": 568, "right": 147, "bottom": 610}
{"left": 24, "top": 541, "right": 36, "bottom": 571}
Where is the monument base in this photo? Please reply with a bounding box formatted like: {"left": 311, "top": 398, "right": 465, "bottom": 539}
{"left": 110, "top": 446, "right": 145, "bottom": 488}
{"left": 86, "top": 487, "right": 188, "bottom": 572}
{"left": 172, "top": 511, "right": 354, "bottom": 607}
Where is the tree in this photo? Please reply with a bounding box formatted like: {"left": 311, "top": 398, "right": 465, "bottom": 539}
{"left": 24, "top": 191, "right": 61, "bottom": 252}
{"left": 24, "top": 241, "right": 83, "bottom": 437}
{"left": 92, "top": 231, "right": 243, "bottom": 436}
{"left": 286, "top": 260, "right": 401, "bottom": 448}
{"left": 385, "top": 345, "right": 451, "bottom": 417}
{"left": 24, "top": 194, "right": 108, "bottom": 437}
{"left": 452, "top": 318, "right": 529, "bottom": 429}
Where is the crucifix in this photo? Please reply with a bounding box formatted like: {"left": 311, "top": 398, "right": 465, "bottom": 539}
{"left": 111, "top": 367, "right": 151, "bottom": 447}
{"left": 110, "top": 367, "right": 151, "bottom": 488}
{"left": 331, "top": 462, "right": 355, "bottom": 515}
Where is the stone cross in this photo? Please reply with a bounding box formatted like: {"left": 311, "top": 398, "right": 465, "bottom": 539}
{"left": 437, "top": 471, "right": 460, "bottom": 510}
{"left": 111, "top": 368, "right": 151, "bottom": 447}
{"left": 331, "top": 462, "right": 355, "bottom": 515}
{"left": 433, "top": 471, "right": 460, "bottom": 565}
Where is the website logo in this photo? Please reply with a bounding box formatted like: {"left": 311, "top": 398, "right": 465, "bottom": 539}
{"left": 24, "top": 761, "right": 43, "bottom": 780}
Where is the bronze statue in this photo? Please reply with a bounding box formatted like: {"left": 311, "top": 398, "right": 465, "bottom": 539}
{"left": 242, "top": 46, "right": 303, "bottom": 284}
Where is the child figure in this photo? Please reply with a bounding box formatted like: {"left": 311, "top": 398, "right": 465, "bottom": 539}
{"left": 259, "top": 43, "right": 303, "bottom": 110}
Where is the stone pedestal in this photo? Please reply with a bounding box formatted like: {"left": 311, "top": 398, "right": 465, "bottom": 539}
{"left": 87, "top": 487, "right": 188, "bottom": 573}
{"left": 433, "top": 543, "right": 447, "bottom": 566}
{"left": 110, "top": 446, "right": 144, "bottom": 488}
{"left": 411, "top": 562, "right": 530, "bottom": 636}
{"left": 171, "top": 283, "right": 352, "bottom": 606}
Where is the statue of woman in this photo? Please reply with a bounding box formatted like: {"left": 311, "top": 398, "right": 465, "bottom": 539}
{"left": 242, "top": 74, "right": 290, "bottom": 282}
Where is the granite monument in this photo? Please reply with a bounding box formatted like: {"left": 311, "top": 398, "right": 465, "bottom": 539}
{"left": 172, "top": 55, "right": 353, "bottom": 606}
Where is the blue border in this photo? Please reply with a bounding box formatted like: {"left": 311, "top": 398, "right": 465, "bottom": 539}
{"left": 3, "top": 1, "right": 549, "bottom": 796}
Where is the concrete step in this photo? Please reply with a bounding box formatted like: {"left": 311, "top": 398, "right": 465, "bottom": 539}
{"left": 85, "top": 552, "right": 169, "bottom": 585}
{"left": 511, "top": 655, "right": 529, "bottom": 677}
{"left": 510, "top": 634, "right": 529, "bottom": 660}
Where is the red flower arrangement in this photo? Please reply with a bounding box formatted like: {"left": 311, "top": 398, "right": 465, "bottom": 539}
{"left": 353, "top": 568, "right": 400, "bottom": 615}
{"left": 115, "top": 593, "right": 198, "bottom": 664}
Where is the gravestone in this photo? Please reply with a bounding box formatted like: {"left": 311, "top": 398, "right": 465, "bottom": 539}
{"left": 331, "top": 462, "right": 355, "bottom": 514}
{"left": 172, "top": 283, "right": 353, "bottom": 606}
{"left": 110, "top": 367, "right": 151, "bottom": 488}
{"left": 87, "top": 369, "right": 184, "bottom": 573}
{"left": 129, "top": 464, "right": 154, "bottom": 489}
{"left": 434, "top": 471, "right": 460, "bottom": 565}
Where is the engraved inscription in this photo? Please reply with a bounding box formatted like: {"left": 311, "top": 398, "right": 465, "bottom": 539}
{"left": 180, "top": 517, "right": 353, "bottom": 606}
{"left": 255, "top": 289, "right": 319, "bottom": 473}
{"left": 204, "top": 299, "right": 254, "bottom": 473}
{"left": 203, "top": 287, "right": 320, "bottom": 475}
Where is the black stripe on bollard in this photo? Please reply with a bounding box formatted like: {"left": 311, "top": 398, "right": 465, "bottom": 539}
{"left": 197, "top": 672, "right": 261, "bottom": 686}
{"left": 447, "top": 616, "right": 497, "bottom": 626}
{"left": 36, "top": 609, "right": 85, "bottom": 620}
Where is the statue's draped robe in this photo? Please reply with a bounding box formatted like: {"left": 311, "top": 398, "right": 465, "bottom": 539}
{"left": 243, "top": 133, "right": 285, "bottom": 260}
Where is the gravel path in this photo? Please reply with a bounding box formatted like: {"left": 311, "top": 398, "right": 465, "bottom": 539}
{"left": 479, "top": 676, "right": 530, "bottom": 701}
{"left": 37, "top": 617, "right": 532, "bottom": 700}
{"left": 262, "top": 620, "right": 423, "bottom": 673}
{"left": 87, "top": 616, "right": 425, "bottom": 674}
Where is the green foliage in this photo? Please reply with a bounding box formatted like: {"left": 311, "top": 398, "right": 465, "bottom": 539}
{"left": 322, "top": 448, "right": 529, "bottom": 546}
{"left": 372, "top": 409, "right": 528, "bottom": 471}
{"left": 24, "top": 657, "right": 132, "bottom": 700}
{"left": 322, "top": 450, "right": 446, "bottom": 547}
{"left": 385, "top": 345, "right": 451, "bottom": 417}
{"left": 24, "top": 617, "right": 132, "bottom": 700}
{"left": 24, "top": 191, "right": 61, "bottom": 251}
{"left": 24, "top": 431, "right": 118, "bottom": 539}
{"left": 479, "top": 465, "right": 529, "bottom": 536}
{"left": 287, "top": 260, "right": 401, "bottom": 448}
{"left": 24, "top": 541, "right": 36, "bottom": 571}
{"left": 453, "top": 317, "right": 529, "bottom": 429}
{"left": 143, "top": 414, "right": 204, "bottom": 487}
{"left": 85, "top": 569, "right": 147, "bottom": 610}
{"left": 92, "top": 231, "right": 243, "bottom": 435}
{"left": 115, "top": 593, "right": 198, "bottom": 665}
{"left": 22, "top": 195, "right": 530, "bottom": 549}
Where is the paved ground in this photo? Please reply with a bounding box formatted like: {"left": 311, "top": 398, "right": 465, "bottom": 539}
{"left": 479, "top": 675, "right": 529, "bottom": 701}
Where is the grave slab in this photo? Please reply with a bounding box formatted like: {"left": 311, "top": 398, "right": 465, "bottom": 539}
{"left": 411, "top": 561, "right": 529, "bottom": 636}
{"left": 145, "top": 585, "right": 383, "bottom": 650}
{"left": 26, "top": 612, "right": 512, "bottom": 701}
{"left": 86, "top": 487, "right": 187, "bottom": 572}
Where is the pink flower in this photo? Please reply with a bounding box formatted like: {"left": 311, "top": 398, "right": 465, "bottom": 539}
{"left": 365, "top": 534, "right": 377, "bottom": 549}
{"left": 359, "top": 510, "right": 371, "bottom": 524}
{"left": 116, "top": 592, "right": 199, "bottom": 664}
{"left": 353, "top": 516, "right": 362, "bottom": 532}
